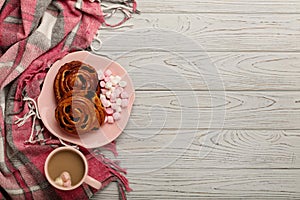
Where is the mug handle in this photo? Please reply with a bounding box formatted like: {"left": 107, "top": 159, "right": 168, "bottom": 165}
{"left": 84, "top": 175, "right": 102, "bottom": 190}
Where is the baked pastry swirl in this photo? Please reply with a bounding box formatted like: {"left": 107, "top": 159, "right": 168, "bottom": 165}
{"left": 54, "top": 61, "right": 99, "bottom": 102}
{"left": 55, "top": 90, "right": 106, "bottom": 135}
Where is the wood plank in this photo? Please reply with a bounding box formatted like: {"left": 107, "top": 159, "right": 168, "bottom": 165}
{"left": 91, "top": 3, "right": 300, "bottom": 199}
{"left": 103, "top": 130, "right": 300, "bottom": 170}
{"left": 126, "top": 91, "right": 300, "bottom": 130}
{"left": 98, "top": 14, "right": 300, "bottom": 52}
{"left": 92, "top": 129, "right": 300, "bottom": 198}
{"left": 92, "top": 169, "right": 300, "bottom": 199}
{"left": 137, "top": 0, "right": 300, "bottom": 14}
{"left": 98, "top": 51, "right": 300, "bottom": 91}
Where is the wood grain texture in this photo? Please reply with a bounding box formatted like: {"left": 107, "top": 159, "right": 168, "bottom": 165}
{"left": 138, "top": 0, "right": 300, "bottom": 14}
{"left": 127, "top": 91, "right": 300, "bottom": 130}
{"left": 98, "top": 51, "right": 300, "bottom": 91}
{"left": 99, "top": 14, "right": 300, "bottom": 52}
{"left": 91, "top": 1, "right": 300, "bottom": 199}
{"left": 92, "top": 130, "right": 300, "bottom": 199}
{"left": 108, "top": 130, "right": 300, "bottom": 169}
{"left": 93, "top": 169, "right": 300, "bottom": 199}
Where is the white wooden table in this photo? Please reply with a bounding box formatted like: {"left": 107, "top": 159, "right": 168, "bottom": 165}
{"left": 93, "top": 1, "right": 300, "bottom": 199}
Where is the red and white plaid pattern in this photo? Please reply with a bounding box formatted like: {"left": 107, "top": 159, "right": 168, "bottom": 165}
{"left": 0, "top": 0, "right": 137, "bottom": 199}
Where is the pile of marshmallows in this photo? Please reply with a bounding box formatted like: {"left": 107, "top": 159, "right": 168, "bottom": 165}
{"left": 98, "top": 69, "right": 129, "bottom": 124}
{"left": 54, "top": 171, "right": 72, "bottom": 188}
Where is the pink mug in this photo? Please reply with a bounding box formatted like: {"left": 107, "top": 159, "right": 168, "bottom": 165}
{"left": 44, "top": 146, "right": 102, "bottom": 190}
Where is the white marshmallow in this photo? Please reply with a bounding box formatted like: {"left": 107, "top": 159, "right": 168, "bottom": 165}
{"left": 116, "top": 98, "right": 122, "bottom": 106}
{"left": 100, "top": 81, "right": 106, "bottom": 87}
{"left": 121, "top": 99, "right": 128, "bottom": 108}
{"left": 104, "top": 76, "right": 110, "bottom": 82}
{"left": 106, "top": 90, "right": 112, "bottom": 98}
{"left": 116, "top": 106, "right": 122, "bottom": 113}
{"left": 111, "top": 103, "right": 118, "bottom": 110}
{"left": 110, "top": 97, "right": 116, "bottom": 103}
{"left": 113, "top": 112, "right": 121, "bottom": 120}
{"left": 107, "top": 116, "right": 114, "bottom": 124}
{"left": 101, "top": 89, "right": 107, "bottom": 95}
{"left": 110, "top": 92, "right": 117, "bottom": 100}
{"left": 106, "top": 108, "right": 114, "bottom": 115}
{"left": 120, "top": 91, "right": 129, "bottom": 99}
{"left": 111, "top": 76, "right": 121, "bottom": 85}
{"left": 63, "top": 180, "right": 72, "bottom": 188}
{"left": 119, "top": 80, "right": 127, "bottom": 88}
{"left": 115, "top": 87, "right": 123, "bottom": 97}
{"left": 110, "top": 86, "right": 115, "bottom": 93}
{"left": 61, "top": 172, "right": 71, "bottom": 182}
{"left": 100, "top": 94, "right": 106, "bottom": 101}
{"left": 104, "top": 69, "right": 112, "bottom": 77}
{"left": 97, "top": 70, "right": 104, "bottom": 80}
{"left": 102, "top": 99, "right": 111, "bottom": 108}
{"left": 105, "top": 82, "right": 112, "bottom": 89}
{"left": 54, "top": 177, "right": 63, "bottom": 186}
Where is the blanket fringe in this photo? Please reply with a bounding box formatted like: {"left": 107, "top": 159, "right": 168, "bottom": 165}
{"left": 96, "top": 153, "right": 127, "bottom": 174}
{"left": 102, "top": 156, "right": 132, "bottom": 200}
{"left": 58, "top": 138, "right": 79, "bottom": 149}
{"left": 15, "top": 95, "right": 80, "bottom": 147}
{"left": 14, "top": 96, "right": 50, "bottom": 145}
{"left": 90, "top": 0, "right": 139, "bottom": 54}
{"left": 89, "top": 149, "right": 131, "bottom": 199}
{"left": 101, "top": 0, "right": 139, "bottom": 28}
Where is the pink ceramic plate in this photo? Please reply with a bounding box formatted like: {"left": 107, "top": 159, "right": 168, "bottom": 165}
{"left": 38, "top": 51, "right": 135, "bottom": 148}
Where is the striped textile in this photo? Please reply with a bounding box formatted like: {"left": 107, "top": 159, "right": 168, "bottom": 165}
{"left": 0, "top": 0, "right": 137, "bottom": 199}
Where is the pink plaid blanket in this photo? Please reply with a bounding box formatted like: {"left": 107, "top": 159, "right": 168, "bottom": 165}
{"left": 0, "top": 0, "right": 137, "bottom": 199}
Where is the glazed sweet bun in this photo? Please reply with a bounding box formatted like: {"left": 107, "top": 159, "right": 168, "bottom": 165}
{"left": 55, "top": 90, "right": 106, "bottom": 135}
{"left": 54, "top": 61, "right": 99, "bottom": 102}
{"left": 53, "top": 61, "right": 106, "bottom": 135}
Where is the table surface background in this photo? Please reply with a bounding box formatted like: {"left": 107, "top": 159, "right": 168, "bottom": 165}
{"left": 92, "top": 1, "right": 300, "bottom": 199}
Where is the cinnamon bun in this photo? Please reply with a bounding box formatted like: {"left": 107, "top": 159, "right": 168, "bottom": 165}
{"left": 55, "top": 90, "right": 106, "bottom": 135}
{"left": 54, "top": 61, "right": 99, "bottom": 102}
